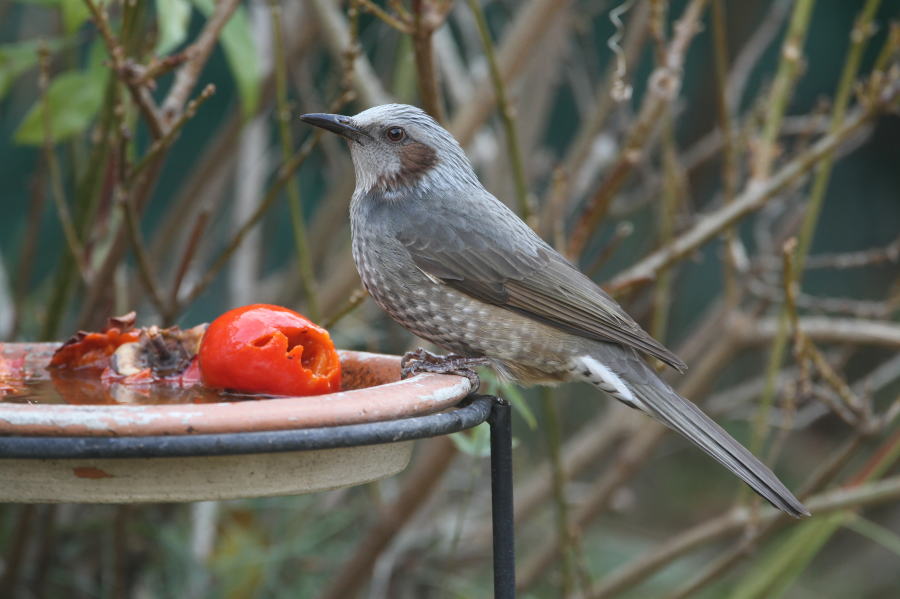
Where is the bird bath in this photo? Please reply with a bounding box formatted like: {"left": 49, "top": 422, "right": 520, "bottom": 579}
{"left": 0, "top": 343, "right": 474, "bottom": 503}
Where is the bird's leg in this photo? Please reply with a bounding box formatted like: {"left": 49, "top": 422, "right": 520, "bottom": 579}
{"left": 400, "top": 348, "right": 490, "bottom": 391}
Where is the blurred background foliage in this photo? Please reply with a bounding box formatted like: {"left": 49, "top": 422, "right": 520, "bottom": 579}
{"left": 1, "top": 0, "right": 900, "bottom": 597}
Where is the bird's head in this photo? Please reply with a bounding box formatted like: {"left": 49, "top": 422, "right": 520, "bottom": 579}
{"left": 300, "top": 104, "right": 478, "bottom": 197}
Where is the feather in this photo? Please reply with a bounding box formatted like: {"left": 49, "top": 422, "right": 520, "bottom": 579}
{"left": 575, "top": 354, "right": 809, "bottom": 518}
{"left": 395, "top": 195, "right": 687, "bottom": 372}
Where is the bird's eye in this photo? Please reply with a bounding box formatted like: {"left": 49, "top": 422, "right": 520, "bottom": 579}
{"left": 385, "top": 127, "right": 406, "bottom": 142}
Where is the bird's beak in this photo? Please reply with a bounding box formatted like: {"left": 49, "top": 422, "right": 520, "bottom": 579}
{"left": 299, "top": 113, "right": 369, "bottom": 143}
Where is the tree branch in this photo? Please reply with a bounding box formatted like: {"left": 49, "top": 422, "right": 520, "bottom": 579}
{"left": 609, "top": 85, "right": 899, "bottom": 288}
{"left": 160, "top": 0, "right": 242, "bottom": 126}
{"left": 567, "top": 0, "right": 709, "bottom": 258}
{"left": 589, "top": 473, "right": 900, "bottom": 598}
{"left": 741, "top": 316, "right": 900, "bottom": 348}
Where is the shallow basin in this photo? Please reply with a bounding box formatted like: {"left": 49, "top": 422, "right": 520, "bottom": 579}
{"left": 0, "top": 344, "right": 473, "bottom": 503}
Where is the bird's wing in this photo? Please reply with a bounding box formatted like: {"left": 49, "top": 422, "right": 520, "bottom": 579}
{"left": 396, "top": 207, "right": 687, "bottom": 372}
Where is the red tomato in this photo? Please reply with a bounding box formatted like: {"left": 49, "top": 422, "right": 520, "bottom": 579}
{"left": 198, "top": 304, "right": 341, "bottom": 396}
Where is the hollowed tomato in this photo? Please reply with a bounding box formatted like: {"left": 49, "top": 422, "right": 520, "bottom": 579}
{"left": 198, "top": 304, "right": 341, "bottom": 396}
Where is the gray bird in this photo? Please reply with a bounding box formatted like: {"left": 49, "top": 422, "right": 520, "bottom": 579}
{"left": 301, "top": 104, "right": 809, "bottom": 518}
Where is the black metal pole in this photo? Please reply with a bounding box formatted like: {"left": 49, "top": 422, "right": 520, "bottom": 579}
{"left": 489, "top": 396, "right": 515, "bottom": 599}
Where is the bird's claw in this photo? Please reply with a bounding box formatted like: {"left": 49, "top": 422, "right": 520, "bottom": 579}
{"left": 400, "top": 348, "right": 489, "bottom": 391}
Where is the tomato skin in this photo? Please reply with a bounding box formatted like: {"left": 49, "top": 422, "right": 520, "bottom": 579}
{"left": 198, "top": 304, "right": 341, "bottom": 396}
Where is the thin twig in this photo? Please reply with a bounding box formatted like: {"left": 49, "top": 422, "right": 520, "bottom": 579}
{"left": 667, "top": 431, "right": 900, "bottom": 599}
{"left": 740, "top": 315, "right": 900, "bottom": 348}
{"left": 412, "top": 0, "right": 447, "bottom": 122}
{"left": 465, "top": 0, "right": 531, "bottom": 221}
{"left": 746, "top": 276, "right": 892, "bottom": 318}
{"left": 539, "top": 0, "right": 651, "bottom": 239}
{"left": 322, "top": 287, "right": 369, "bottom": 330}
{"left": 131, "top": 53, "right": 190, "bottom": 86}
{"left": 168, "top": 208, "right": 210, "bottom": 313}
{"left": 711, "top": 0, "right": 742, "bottom": 305}
{"left": 801, "top": 237, "right": 900, "bottom": 269}
{"left": 750, "top": 0, "right": 815, "bottom": 181}
{"left": 75, "top": 1, "right": 249, "bottom": 330}
{"left": 651, "top": 112, "right": 682, "bottom": 342}
{"left": 40, "top": 73, "right": 120, "bottom": 340}
{"left": 590, "top": 453, "right": 900, "bottom": 598}
{"left": 608, "top": 0, "right": 638, "bottom": 102}
{"left": 518, "top": 320, "right": 750, "bottom": 591}
{"left": 38, "top": 45, "right": 91, "bottom": 284}
{"left": 567, "top": 0, "right": 709, "bottom": 258}
{"left": 84, "top": 0, "right": 165, "bottom": 138}
{"left": 753, "top": 0, "right": 884, "bottom": 454}
{"left": 726, "top": 0, "right": 792, "bottom": 113}
{"left": 307, "top": 0, "right": 391, "bottom": 107}
{"left": 160, "top": 0, "right": 242, "bottom": 126}
{"left": 316, "top": 437, "right": 459, "bottom": 599}
{"left": 783, "top": 239, "right": 859, "bottom": 426}
{"left": 356, "top": 0, "right": 411, "bottom": 33}
{"left": 269, "top": 1, "right": 320, "bottom": 321}
{"left": 587, "top": 222, "right": 634, "bottom": 276}
{"left": 609, "top": 86, "right": 899, "bottom": 289}
{"left": 449, "top": 0, "right": 571, "bottom": 146}
{"left": 539, "top": 389, "right": 590, "bottom": 595}
{"left": 128, "top": 84, "right": 216, "bottom": 185}
{"left": 11, "top": 178, "right": 46, "bottom": 337}
{"left": 119, "top": 192, "right": 167, "bottom": 318}
{"left": 179, "top": 134, "right": 321, "bottom": 309}
{"left": 795, "top": 0, "right": 883, "bottom": 274}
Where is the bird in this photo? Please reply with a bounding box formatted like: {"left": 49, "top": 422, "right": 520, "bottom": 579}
{"left": 300, "top": 104, "right": 810, "bottom": 518}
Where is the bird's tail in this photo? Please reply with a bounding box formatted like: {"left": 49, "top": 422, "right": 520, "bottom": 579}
{"left": 573, "top": 355, "right": 810, "bottom": 518}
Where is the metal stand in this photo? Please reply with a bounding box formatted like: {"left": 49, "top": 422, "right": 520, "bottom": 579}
{"left": 489, "top": 397, "right": 516, "bottom": 599}
{"left": 1, "top": 394, "right": 517, "bottom": 597}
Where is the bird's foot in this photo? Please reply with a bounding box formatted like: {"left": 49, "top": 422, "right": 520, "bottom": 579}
{"left": 400, "top": 348, "right": 490, "bottom": 391}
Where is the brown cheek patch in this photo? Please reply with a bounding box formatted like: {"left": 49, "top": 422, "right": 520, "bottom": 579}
{"left": 375, "top": 142, "right": 439, "bottom": 191}
{"left": 399, "top": 142, "right": 438, "bottom": 177}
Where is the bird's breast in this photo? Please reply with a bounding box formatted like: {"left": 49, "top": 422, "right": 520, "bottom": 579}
{"left": 348, "top": 191, "right": 584, "bottom": 379}
{"left": 350, "top": 228, "right": 578, "bottom": 377}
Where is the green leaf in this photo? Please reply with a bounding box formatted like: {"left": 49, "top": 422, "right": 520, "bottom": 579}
{"left": 191, "top": 0, "right": 260, "bottom": 118}
{"left": 60, "top": 0, "right": 90, "bottom": 33}
{"left": 14, "top": 68, "right": 107, "bottom": 145}
{"left": 0, "top": 40, "right": 43, "bottom": 99}
{"left": 154, "top": 0, "right": 192, "bottom": 55}
{"left": 450, "top": 423, "right": 492, "bottom": 458}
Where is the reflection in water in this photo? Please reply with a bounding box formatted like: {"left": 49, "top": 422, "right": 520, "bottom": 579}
{"left": 2, "top": 374, "right": 262, "bottom": 405}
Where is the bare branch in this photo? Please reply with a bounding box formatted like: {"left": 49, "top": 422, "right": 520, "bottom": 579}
{"left": 160, "top": 0, "right": 242, "bottom": 126}
{"left": 449, "top": 0, "right": 572, "bottom": 145}
{"left": 750, "top": 0, "right": 815, "bottom": 181}
{"left": 466, "top": 0, "right": 531, "bottom": 220}
{"left": 742, "top": 316, "right": 900, "bottom": 349}
{"left": 589, "top": 473, "right": 900, "bottom": 598}
{"left": 412, "top": 0, "right": 449, "bottom": 122}
{"left": 567, "top": 0, "right": 709, "bottom": 258}
{"left": 726, "top": 0, "right": 792, "bottom": 113}
{"left": 306, "top": 0, "right": 391, "bottom": 107}
{"left": 316, "top": 437, "right": 458, "bottom": 599}
{"left": 84, "top": 0, "right": 165, "bottom": 137}
{"left": 610, "top": 86, "right": 899, "bottom": 288}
